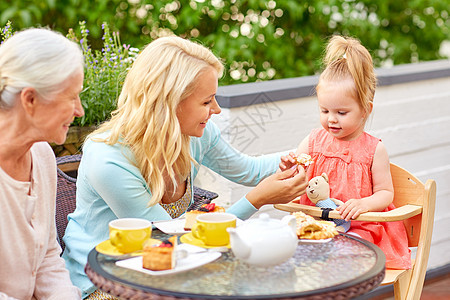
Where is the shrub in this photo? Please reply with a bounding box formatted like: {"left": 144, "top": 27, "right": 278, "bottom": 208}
{"left": 1, "top": 21, "right": 139, "bottom": 126}
{"left": 67, "top": 21, "right": 139, "bottom": 126}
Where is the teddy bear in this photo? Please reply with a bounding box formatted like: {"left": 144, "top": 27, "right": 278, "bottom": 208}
{"left": 306, "top": 173, "right": 351, "bottom": 232}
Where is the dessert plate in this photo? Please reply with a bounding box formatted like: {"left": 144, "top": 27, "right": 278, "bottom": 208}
{"left": 180, "top": 232, "right": 231, "bottom": 249}
{"left": 153, "top": 219, "right": 189, "bottom": 235}
{"left": 96, "top": 238, "right": 161, "bottom": 256}
{"left": 115, "top": 244, "right": 221, "bottom": 276}
{"left": 154, "top": 218, "right": 243, "bottom": 235}
{"left": 298, "top": 238, "right": 332, "bottom": 244}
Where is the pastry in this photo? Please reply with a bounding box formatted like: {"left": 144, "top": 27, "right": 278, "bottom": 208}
{"left": 142, "top": 236, "right": 177, "bottom": 271}
{"left": 293, "top": 211, "right": 338, "bottom": 240}
{"left": 296, "top": 153, "right": 314, "bottom": 169}
{"left": 184, "top": 203, "right": 225, "bottom": 230}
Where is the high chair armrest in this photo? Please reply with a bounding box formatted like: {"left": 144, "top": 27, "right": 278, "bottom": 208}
{"left": 274, "top": 203, "right": 422, "bottom": 222}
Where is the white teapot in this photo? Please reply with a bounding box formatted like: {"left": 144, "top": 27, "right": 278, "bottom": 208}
{"left": 227, "top": 213, "right": 298, "bottom": 267}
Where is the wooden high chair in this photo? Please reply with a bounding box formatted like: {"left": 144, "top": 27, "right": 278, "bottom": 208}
{"left": 275, "top": 163, "right": 437, "bottom": 300}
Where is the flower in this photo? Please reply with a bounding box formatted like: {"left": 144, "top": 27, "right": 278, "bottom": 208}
{"left": 67, "top": 21, "right": 139, "bottom": 126}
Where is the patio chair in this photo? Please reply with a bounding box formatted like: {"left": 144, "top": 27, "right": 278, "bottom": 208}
{"left": 274, "top": 162, "right": 437, "bottom": 300}
{"left": 55, "top": 154, "right": 218, "bottom": 252}
{"left": 55, "top": 154, "right": 81, "bottom": 252}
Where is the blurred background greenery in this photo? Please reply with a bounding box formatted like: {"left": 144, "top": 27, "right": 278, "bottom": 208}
{"left": 2, "top": 0, "right": 449, "bottom": 85}
{"left": 1, "top": 0, "right": 449, "bottom": 126}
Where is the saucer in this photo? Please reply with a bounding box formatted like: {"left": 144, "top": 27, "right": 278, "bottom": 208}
{"left": 96, "top": 238, "right": 161, "bottom": 256}
{"left": 180, "top": 232, "right": 231, "bottom": 249}
{"left": 96, "top": 239, "right": 124, "bottom": 256}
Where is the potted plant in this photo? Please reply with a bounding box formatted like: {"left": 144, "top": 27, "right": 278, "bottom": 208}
{"left": 1, "top": 21, "right": 139, "bottom": 156}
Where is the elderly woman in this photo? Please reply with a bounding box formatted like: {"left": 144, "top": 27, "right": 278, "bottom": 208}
{"left": 0, "top": 28, "right": 83, "bottom": 299}
{"left": 63, "top": 36, "right": 307, "bottom": 299}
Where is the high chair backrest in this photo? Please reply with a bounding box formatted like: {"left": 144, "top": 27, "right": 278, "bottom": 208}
{"left": 390, "top": 163, "right": 435, "bottom": 247}
{"left": 388, "top": 163, "right": 436, "bottom": 300}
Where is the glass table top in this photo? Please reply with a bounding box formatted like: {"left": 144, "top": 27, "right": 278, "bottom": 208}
{"left": 87, "top": 232, "right": 385, "bottom": 299}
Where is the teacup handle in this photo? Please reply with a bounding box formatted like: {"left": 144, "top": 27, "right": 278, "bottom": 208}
{"left": 191, "top": 223, "right": 206, "bottom": 242}
{"left": 110, "top": 231, "right": 123, "bottom": 248}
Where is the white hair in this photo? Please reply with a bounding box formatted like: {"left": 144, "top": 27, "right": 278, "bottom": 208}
{"left": 0, "top": 27, "right": 84, "bottom": 109}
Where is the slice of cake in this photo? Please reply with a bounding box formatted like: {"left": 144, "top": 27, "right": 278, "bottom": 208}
{"left": 142, "top": 236, "right": 177, "bottom": 271}
{"left": 184, "top": 203, "right": 225, "bottom": 230}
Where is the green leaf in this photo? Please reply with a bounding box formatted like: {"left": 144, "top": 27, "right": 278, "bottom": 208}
{"left": 19, "top": 9, "right": 32, "bottom": 26}
{"left": 0, "top": 7, "right": 17, "bottom": 24}
{"left": 46, "top": 0, "right": 56, "bottom": 9}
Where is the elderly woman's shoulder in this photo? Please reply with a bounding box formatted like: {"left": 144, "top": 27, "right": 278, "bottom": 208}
{"left": 32, "top": 142, "right": 55, "bottom": 157}
{"left": 31, "top": 142, "right": 57, "bottom": 169}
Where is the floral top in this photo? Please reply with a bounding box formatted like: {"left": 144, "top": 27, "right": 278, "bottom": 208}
{"left": 159, "top": 175, "right": 192, "bottom": 218}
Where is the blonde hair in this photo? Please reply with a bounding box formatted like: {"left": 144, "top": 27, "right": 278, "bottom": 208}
{"left": 317, "top": 35, "right": 376, "bottom": 117}
{"left": 0, "top": 28, "right": 83, "bottom": 109}
{"left": 93, "top": 36, "right": 223, "bottom": 206}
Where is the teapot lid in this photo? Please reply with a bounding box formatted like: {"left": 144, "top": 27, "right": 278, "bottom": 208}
{"left": 243, "top": 213, "right": 284, "bottom": 230}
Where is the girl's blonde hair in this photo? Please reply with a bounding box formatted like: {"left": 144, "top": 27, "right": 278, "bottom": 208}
{"left": 317, "top": 35, "right": 376, "bottom": 117}
{"left": 93, "top": 36, "right": 223, "bottom": 206}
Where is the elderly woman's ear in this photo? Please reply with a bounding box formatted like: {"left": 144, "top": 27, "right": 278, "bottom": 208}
{"left": 20, "top": 87, "right": 39, "bottom": 115}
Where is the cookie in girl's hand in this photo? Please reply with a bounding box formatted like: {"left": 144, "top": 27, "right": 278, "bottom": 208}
{"left": 296, "top": 153, "right": 314, "bottom": 169}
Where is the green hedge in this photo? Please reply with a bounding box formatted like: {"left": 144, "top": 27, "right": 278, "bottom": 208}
{"left": 2, "top": 0, "right": 449, "bottom": 126}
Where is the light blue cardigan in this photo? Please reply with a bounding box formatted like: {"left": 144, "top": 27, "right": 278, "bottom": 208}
{"left": 62, "top": 121, "right": 281, "bottom": 298}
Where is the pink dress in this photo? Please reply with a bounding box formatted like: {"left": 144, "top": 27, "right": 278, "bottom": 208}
{"left": 298, "top": 128, "right": 411, "bottom": 269}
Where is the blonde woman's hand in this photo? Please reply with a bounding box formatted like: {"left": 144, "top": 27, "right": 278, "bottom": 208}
{"left": 247, "top": 165, "right": 307, "bottom": 209}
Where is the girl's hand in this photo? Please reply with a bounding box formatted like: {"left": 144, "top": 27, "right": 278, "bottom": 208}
{"left": 247, "top": 165, "right": 307, "bottom": 209}
{"left": 279, "top": 152, "right": 298, "bottom": 171}
{"left": 336, "top": 198, "right": 369, "bottom": 221}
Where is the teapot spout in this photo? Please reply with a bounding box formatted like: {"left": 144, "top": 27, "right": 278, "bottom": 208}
{"left": 227, "top": 227, "right": 251, "bottom": 259}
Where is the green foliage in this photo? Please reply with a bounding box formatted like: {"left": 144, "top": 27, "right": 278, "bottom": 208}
{"left": 1, "top": 21, "right": 138, "bottom": 126}
{"left": 1, "top": 0, "right": 449, "bottom": 125}
{"left": 0, "top": 20, "right": 13, "bottom": 41}
{"left": 66, "top": 21, "right": 139, "bottom": 126}
{"left": 1, "top": 0, "right": 448, "bottom": 86}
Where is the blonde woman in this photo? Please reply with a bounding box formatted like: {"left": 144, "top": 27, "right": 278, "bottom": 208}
{"left": 0, "top": 28, "right": 83, "bottom": 299}
{"left": 63, "top": 36, "right": 307, "bottom": 298}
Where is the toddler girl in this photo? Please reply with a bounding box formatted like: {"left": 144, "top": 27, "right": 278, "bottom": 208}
{"left": 281, "top": 35, "right": 411, "bottom": 269}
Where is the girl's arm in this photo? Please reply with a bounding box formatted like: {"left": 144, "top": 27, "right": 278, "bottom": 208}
{"left": 337, "top": 141, "right": 394, "bottom": 220}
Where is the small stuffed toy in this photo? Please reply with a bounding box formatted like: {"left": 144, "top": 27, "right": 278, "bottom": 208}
{"left": 306, "top": 173, "right": 350, "bottom": 232}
